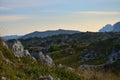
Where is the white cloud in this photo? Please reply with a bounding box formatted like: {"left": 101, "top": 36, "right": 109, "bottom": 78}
{"left": 0, "top": 15, "right": 31, "bottom": 22}
{"left": 0, "top": 7, "right": 11, "bottom": 10}
{"left": 73, "top": 11, "right": 120, "bottom": 15}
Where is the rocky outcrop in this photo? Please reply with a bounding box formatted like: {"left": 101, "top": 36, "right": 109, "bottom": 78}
{"left": 1, "top": 76, "right": 6, "bottom": 80}
{"left": 81, "top": 53, "right": 97, "bottom": 62}
{"left": 8, "top": 40, "right": 54, "bottom": 66}
{"left": 45, "top": 55, "right": 54, "bottom": 66}
{"left": 108, "top": 51, "right": 120, "bottom": 63}
{"left": 80, "top": 50, "right": 120, "bottom": 70}
{"left": 32, "top": 51, "right": 54, "bottom": 66}
{"left": 80, "top": 64, "right": 105, "bottom": 70}
{"left": 12, "top": 40, "right": 31, "bottom": 58}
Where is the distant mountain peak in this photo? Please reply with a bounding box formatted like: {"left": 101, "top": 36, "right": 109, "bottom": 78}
{"left": 99, "top": 21, "right": 120, "bottom": 32}
{"left": 99, "top": 24, "right": 113, "bottom": 32}
{"left": 113, "top": 22, "right": 120, "bottom": 32}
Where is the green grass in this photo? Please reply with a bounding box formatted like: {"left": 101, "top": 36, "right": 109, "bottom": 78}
{"left": 0, "top": 38, "right": 82, "bottom": 80}
{"left": 1, "top": 37, "right": 120, "bottom": 80}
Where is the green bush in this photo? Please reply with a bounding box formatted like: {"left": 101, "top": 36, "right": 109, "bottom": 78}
{"left": 48, "top": 45, "right": 60, "bottom": 52}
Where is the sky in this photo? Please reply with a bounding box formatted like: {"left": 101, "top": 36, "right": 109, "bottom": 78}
{"left": 0, "top": 0, "right": 120, "bottom": 36}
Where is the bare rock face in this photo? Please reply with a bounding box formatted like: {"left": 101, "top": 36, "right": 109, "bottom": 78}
{"left": 45, "top": 55, "right": 54, "bottom": 66}
{"left": 12, "top": 40, "right": 31, "bottom": 58}
{"left": 33, "top": 51, "right": 54, "bottom": 66}
{"left": 81, "top": 53, "right": 97, "bottom": 62}
{"left": 108, "top": 51, "right": 120, "bottom": 63}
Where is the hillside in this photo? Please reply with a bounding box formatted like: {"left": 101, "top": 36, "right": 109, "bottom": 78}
{"left": 2, "top": 32, "right": 120, "bottom": 80}
{"left": 17, "top": 32, "right": 120, "bottom": 72}
{"left": 0, "top": 38, "right": 81, "bottom": 80}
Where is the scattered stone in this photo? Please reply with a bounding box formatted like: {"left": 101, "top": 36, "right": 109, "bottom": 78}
{"left": 81, "top": 53, "right": 97, "bottom": 62}
{"left": 67, "top": 67, "right": 74, "bottom": 71}
{"left": 58, "top": 64, "right": 63, "bottom": 68}
{"left": 36, "top": 75, "right": 53, "bottom": 80}
{"left": 32, "top": 57, "right": 37, "bottom": 61}
{"left": 1, "top": 77, "right": 6, "bottom": 80}
{"left": 46, "top": 75, "right": 53, "bottom": 80}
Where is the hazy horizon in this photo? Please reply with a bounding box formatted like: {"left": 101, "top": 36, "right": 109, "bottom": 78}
{"left": 0, "top": 0, "right": 120, "bottom": 36}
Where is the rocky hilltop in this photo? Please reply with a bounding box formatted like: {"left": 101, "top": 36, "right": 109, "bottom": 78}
{"left": 99, "top": 22, "right": 120, "bottom": 32}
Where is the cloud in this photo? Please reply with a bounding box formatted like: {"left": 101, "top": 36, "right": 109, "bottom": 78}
{"left": 0, "top": 7, "right": 11, "bottom": 10}
{"left": 0, "top": 0, "right": 60, "bottom": 8}
{"left": 73, "top": 11, "right": 120, "bottom": 15}
{"left": 0, "top": 15, "right": 31, "bottom": 22}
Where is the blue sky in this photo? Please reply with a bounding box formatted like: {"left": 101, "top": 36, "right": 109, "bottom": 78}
{"left": 0, "top": 0, "right": 120, "bottom": 36}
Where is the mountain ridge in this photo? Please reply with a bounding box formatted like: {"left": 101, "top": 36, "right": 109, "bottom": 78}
{"left": 3, "top": 29, "right": 80, "bottom": 40}
{"left": 99, "top": 22, "right": 120, "bottom": 32}
{"left": 21, "top": 29, "right": 80, "bottom": 39}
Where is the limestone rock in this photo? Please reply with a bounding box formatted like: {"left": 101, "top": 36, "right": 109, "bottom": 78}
{"left": 45, "top": 55, "right": 54, "bottom": 66}
{"left": 81, "top": 53, "right": 96, "bottom": 62}
{"left": 33, "top": 51, "right": 54, "bottom": 66}
{"left": 12, "top": 40, "right": 31, "bottom": 58}
{"left": 108, "top": 51, "right": 120, "bottom": 63}
{"left": 58, "top": 64, "right": 63, "bottom": 68}
{"left": 1, "top": 77, "right": 6, "bottom": 80}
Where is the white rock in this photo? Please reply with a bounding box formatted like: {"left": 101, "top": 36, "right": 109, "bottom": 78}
{"left": 58, "top": 64, "right": 63, "bottom": 68}
{"left": 67, "top": 67, "right": 74, "bottom": 71}
{"left": 23, "top": 50, "right": 31, "bottom": 56}
{"left": 45, "top": 55, "right": 54, "bottom": 66}
{"left": 12, "top": 40, "right": 24, "bottom": 57}
{"left": 1, "top": 77, "right": 6, "bottom": 80}
{"left": 12, "top": 40, "right": 31, "bottom": 58}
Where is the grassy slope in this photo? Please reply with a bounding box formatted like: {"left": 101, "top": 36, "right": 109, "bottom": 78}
{"left": 1, "top": 37, "right": 120, "bottom": 80}
{"left": 49, "top": 38, "right": 120, "bottom": 72}
{"left": 0, "top": 38, "right": 81, "bottom": 80}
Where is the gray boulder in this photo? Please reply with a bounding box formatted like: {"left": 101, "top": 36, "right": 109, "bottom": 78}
{"left": 33, "top": 51, "right": 54, "bottom": 66}
{"left": 1, "top": 77, "right": 6, "bottom": 80}
{"left": 12, "top": 40, "right": 31, "bottom": 58}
